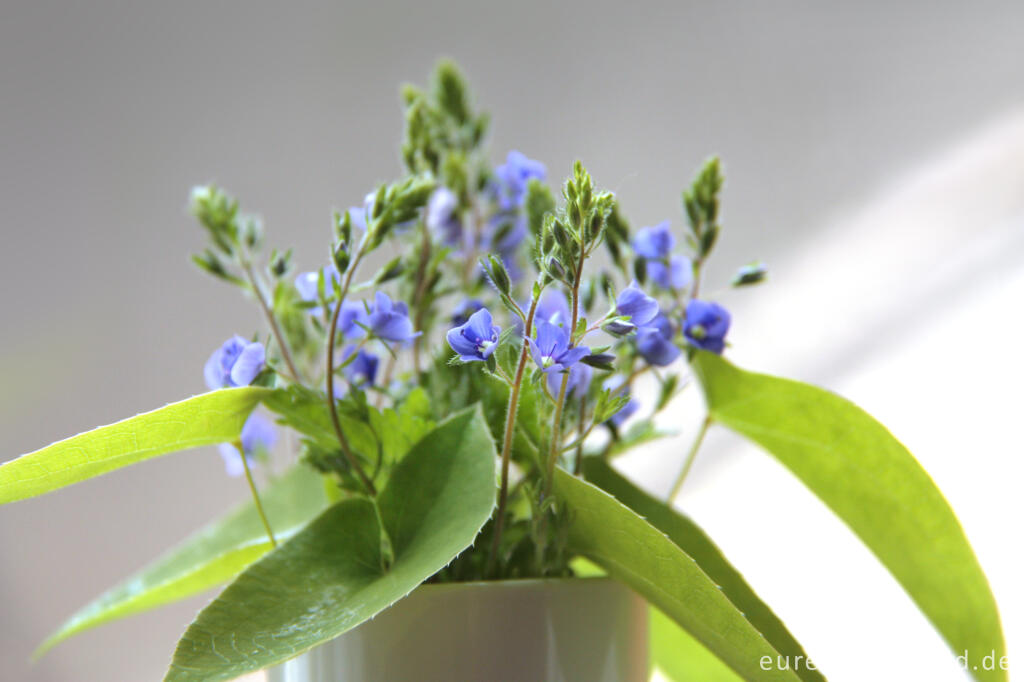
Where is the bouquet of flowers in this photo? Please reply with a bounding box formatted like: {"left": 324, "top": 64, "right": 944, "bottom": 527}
{"left": 0, "top": 62, "right": 1004, "bottom": 682}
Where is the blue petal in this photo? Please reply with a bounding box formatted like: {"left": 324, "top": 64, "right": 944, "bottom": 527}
{"left": 557, "top": 345, "right": 591, "bottom": 368}
{"left": 616, "top": 283, "right": 659, "bottom": 327}
{"left": 632, "top": 221, "right": 674, "bottom": 260}
{"left": 447, "top": 327, "right": 480, "bottom": 358}
{"left": 240, "top": 412, "right": 277, "bottom": 454}
{"left": 465, "top": 308, "right": 496, "bottom": 341}
{"left": 229, "top": 342, "right": 265, "bottom": 386}
{"left": 204, "top": 348, "right": 226, "bottom": 390}
{"left": 217, "top": 443, "right": 247, "bottom": 477}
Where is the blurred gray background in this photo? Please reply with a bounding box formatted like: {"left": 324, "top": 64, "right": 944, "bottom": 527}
{"left": 2, "top": 2, "right": 1022, "bottom": 680}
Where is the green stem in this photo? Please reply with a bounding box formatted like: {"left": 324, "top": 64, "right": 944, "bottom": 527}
{"left": 325, "top": 249, "right": 377, "bottom": 497}
{"left": 572, "top": 394, "right": 588, "bottom": 475}
{"left": 668, "top": 415, "right": 712, "bottom": 501}
{"left": 485, "top": 296, "right": 540, "bottom": 577}
{"left": 238, "top": 444, "right": 277, "bottom": 548}
{"left": 240, "top": 259, "right": 302, "bottom": 383}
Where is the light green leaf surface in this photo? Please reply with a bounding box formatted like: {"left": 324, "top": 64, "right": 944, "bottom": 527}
{"left": 164, "top": 406, "right": 497, "bottom": 682}
{"left": 37, "top": 466, "right": 328, "bottom": 656}
{"left": 553, "top": 469, "right": 803, "bottom": 682}
{"left": 0, "top": 388, "right": 271, "bottom": 504}
{"left": 582, "top": 457, "right": 823, "bottom": 682}
{"left": 651, "top": 607, "right": 743, "bottom": 682}
{"left": 692, "top": 351, "right": 1005, "bottom": 682}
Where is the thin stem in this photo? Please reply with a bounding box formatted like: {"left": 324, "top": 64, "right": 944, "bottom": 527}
{"left": 485, "top": 295, "right": 540, "bottom": 577}
{"left": 668, "top": 415, "right": 712, "bottom": 501}
{"left": 325, "top": 250, "right": 377, "bottom": 497}
{"left": 239, "top": 446, "right": 277, "bottom": 548}
{"left": 572, "top": 394, "right": 588, "bottom": 475}
{"left": 240, "top": 259, "right": 302, "bottom": 383}
{"left": 411, "top": 221, "right": 432, "bottom": 375}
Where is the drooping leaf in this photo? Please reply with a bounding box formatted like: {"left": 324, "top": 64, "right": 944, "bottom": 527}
{"left": 164, "top": 405, "right": 497, "bottom": 682}
{"left": 692, "top": 351, "right": 1005, "bottom": 682}
{"left": 37, "top": 466, "right": 328, "bottom": 655}
{"left": 552, "top": 469, "right": 803, "bottom": 682}
{"left": 583, "top": 457, "right": 822, "bottom": 682}
{"left": 0, "top": 388, "right": 271, "bottom": 504}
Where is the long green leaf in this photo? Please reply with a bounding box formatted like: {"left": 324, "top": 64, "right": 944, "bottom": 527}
{"left": 0, "top": 388, "right": 271, "bottom": 504}
{"left": 692, "top": 351, "right": 1005, "bottom": 682}
{"left": 552, "top": 469, "right": 803, "bottom": 682}
{"left": 583, "top": 457, "right": 824, "bottom": 682}
{"left": 37, "top": 466, "right": 328, "bottom": 656}
{"left": 164, "top": 405, "right": 496, "bottom": 681}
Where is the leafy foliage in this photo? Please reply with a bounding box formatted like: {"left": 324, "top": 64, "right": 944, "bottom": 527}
{"left": 693, "top": 351, "right": 1006, "bottom": 682}
{"left": 0, "top": 388, "right": 270, "bottom": 504}
{"left": 37, "top": 466, "right": 328, "bottom": 655}
{"left": 164, "top": 406, "right": 496, "bottom": 681}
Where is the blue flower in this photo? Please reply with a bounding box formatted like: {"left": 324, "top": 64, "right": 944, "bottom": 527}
{"left": 447, "top": 308, "right": 501, "bottom": 362}
{"left": 648, "top": 255, "right": 693, "bottom": 291}
{"left": 342, "top": 346, "right": 379, "bottom": 386}
{"left": 684, "top": 300, "right": 731, "bottom": 354}
{"left": 338, "top": 300, "right": 371, "bottom": 338}
{"left": 529, "top": 318, "right": 590, "bottom": 374}
{"left": 632, "top": 221, "right": 674, "bottom": 260}
{"left": 491, "top": 150, "right": 546, "bottom": 211}
{"left": 427, "top": 187, "right": 462, "bottom": 247}
{"left": 295, "top": 266, "right": 341, "bottom": 315}
{"left": 547, "top": 362, "right": 592, "bottom": 398}
{"left": 218, "top": 412, "right": 276, "bottom": 477}
{"left": 204, "top": 336, "right": 266, "bottom": 390}
{"left": 367, "top": 291, "right": 420, "bottom": 343}
{"left": 536, "top": 288, "right": 570, "bottom": 326}
{"left": 451, "top": 298, "right": 485, "bottom": 326}
{"left": 615, "top": 283, "right": 659, "bottom": 329}
{"left": 636, "top": 314, "right": 681, "bottom": 366}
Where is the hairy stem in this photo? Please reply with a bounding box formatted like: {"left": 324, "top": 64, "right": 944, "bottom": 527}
{"left": 240, "top": 260, "right": 301, "bottom": 382}
{"left": 485, "top": 295, "right": 540, "bottom": 577}
{"left": 411, "top": 221, "right": 432, "bottom": 375}
{"left": 325, "top": 250, "right": 377, "bottom": 497}
{"left": 668, "top": 414, "right": 712, "bottom": 501}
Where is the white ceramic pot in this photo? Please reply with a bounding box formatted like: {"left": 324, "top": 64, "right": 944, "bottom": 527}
{"left": 267, "top": 577, "right": 648, "bottom": 682}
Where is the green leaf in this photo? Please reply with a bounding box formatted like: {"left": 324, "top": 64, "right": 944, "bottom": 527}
{"left": 0, "top": 388, "right": 271, "bottom": 504}
{"left": 582, "top": 457, "right": 822, "bottom": 682}
{"left": 691, "top": 351, "right": 1005, "bottom": 682}
{"left": 164, "top": 405, "right": 497, "bottom": 682}
{"left": 37, "top": 466, "right": 328, "bottom": 655}
{"left": 651, "top": 607, "right": 743, "bottom": 682}
{"left": 552, "top": 469, "right": 803, "bottom": 682}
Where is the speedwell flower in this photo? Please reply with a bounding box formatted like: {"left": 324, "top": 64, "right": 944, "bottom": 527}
{"left": 491, "top": 150, "right": 546, "bottom": 211}
{"left": 367, "top": 291, "right": 420, "bottom": 343}
{"left": 447, "top": 308, "right": 501, "bottom": 362}
{"left": 683, "top": 300, "right": 731, "bottom": 354}
{"left": 648, "top": 255, "right": 693, "bottom": 291}
{"left": 605, "top": 282, "right": 658, "bottom": 335}
{"left": 217, "top": 412, "right": 276, "bottom": 477}
{"left": 632, "top": 221, "right": 674, "bottom": 260}
{"left": 342, "top": 346, "right": 379, "bottom": 387}
{"left": 204, "top": 336, "right": 265, "bottom": 390}
{"left": 636, "top": 314, "right": 681, "bottom": 366}
{"left": 529, "top": 318, "right": 589, "bottom": 374}
{"left": 427, "top": 187, "right": 462, "bottom": 247}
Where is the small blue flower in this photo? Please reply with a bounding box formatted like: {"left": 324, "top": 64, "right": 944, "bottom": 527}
{"left": 547, "top": 362, "right": 593, "bottom": 398}
{"left": 204, "top": 336, "right": 266, "bottom": 390}
{"left": 636, "top": 314, "right": 681, "bottom": 366}
{"left": 447, "top": 308, "right": 501, "bottom": 362}
{"left": 367, "top": 291, "right": 420, "bottom": 343}
{"left": 615, "top": 283, "right": 659, "bottom": 329}
{"left": 427, "top": 187, "right": 462, "bottom": 247}
{"left": 648, "top": 255, "right": 693, "bottom": 291}
{"left": 218, "top": 412, "right": 276, "bottom": 477}
{"left": 529, "top": 318, "right": 590, "bottom": 374}
{"left": 536, "top": 288, "right": 570, "bottom": 326}
{"left": 451, "top": 298, "right": 485, "bottom": 326}
{"left": 295, "top": 266, "right": 341, "bottom": 315}
{"left": 337, "top": 300, "right": 371, "bottom": 338}
{"left": 491, "top": 150, "right": 546, "bottom": 211}
{"left": 632, "top": 221, "right": 674, "bottom": 260}
{"left": 342, "top": 346, "right": 379, "bottom": 386}
{"left": 684, "top": 300, "right": 731, "bottom": 354}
